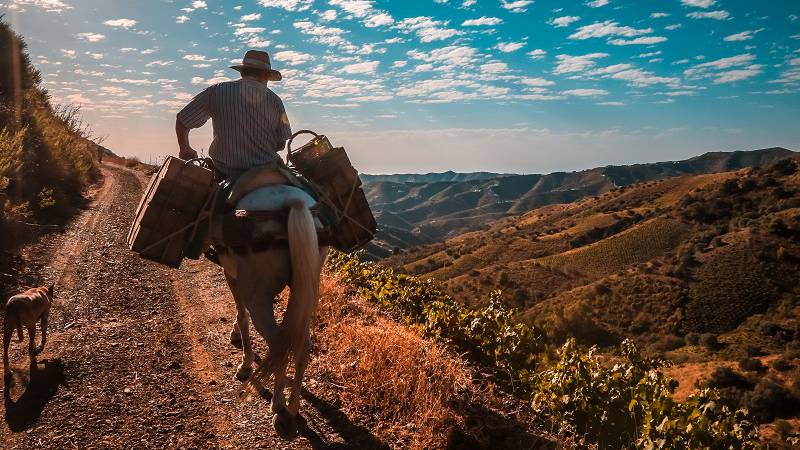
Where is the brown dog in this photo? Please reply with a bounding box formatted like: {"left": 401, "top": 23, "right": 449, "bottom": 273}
{"left": 3, "top": 284, "right": 54, "bottom": 378}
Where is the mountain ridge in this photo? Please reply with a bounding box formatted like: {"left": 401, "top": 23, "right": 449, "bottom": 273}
{"left": 362, "top": 147, "right": 797, "bottom": 257}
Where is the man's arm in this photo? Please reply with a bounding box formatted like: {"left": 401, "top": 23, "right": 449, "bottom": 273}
{"left": 175, "top": 87, "right": 212, "bottom": 159}
{"left": 175, "top": 118, "right": 198, "bottom": 160}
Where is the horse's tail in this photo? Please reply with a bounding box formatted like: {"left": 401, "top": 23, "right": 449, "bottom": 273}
{"left": 273, "top": 199, "right": 320, "bottom": 367}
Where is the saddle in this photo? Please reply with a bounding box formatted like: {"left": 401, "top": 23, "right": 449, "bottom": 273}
{"left": 205, "top": 166, "right": 331, "bottom": 255}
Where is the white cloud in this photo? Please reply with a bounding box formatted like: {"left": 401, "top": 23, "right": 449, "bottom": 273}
{"left": 146, "top": 60, "right": 174, "bottom": 67}
{"left": 241, "top": 13, "right": 262, "bottom": 21}
{"left": 342, "top": 61, "right": 379, "bottom": 74}
{"left": 586, "top": 0, "right": 609, "bottom": 7}
{"left": 76, "top": 32, "right": 106, "bottom": 42}
{"left": 500, "top": 0, "right": 533, "bottom": 13}
{"left": 650, "top": 12, "right": 669, "bottom": 19}
{"left": 234, "top": 27, "right": 267, "bottom": 36}
{"left": 191, "top": 1, "right": 207, "bottom": 9}
{"left": 495, "top": 42, "right": 525, "bottom": 53}
{"left": 610, "top": 68, "right": 680, "bottom": 87}
{"left": 684, "top": 54, "right": 763, "bottom": 83}
{"left": 609, "top": 36, "right": 667, "bottom": 46}
{"left": 103, "top": 19, "right": 137, "bottom": 29}
{"left": 549, "top": 16, "right": 580, "bottom": 28}
{"left": 329, "top": 0, "right": 395, "bottom": 28}
{"left": 462, "top": 17, "right": 503, "bottom": 26}
{"left": 183, "top": 54, "right": 212, "bottom": 62}
{"left": 294, "top": 21, "right": 355, "bottom": 51}
{"left": 480, "top": 62, "right": 509, "bottom": 74}
{"left": 60, "top": 49, "right": 76, "bottom": 59}
{"left": 597, "top": 101, "right": 624, "bottom": 106}
{"left": 274, "top": 50, "right": 314, "bottom": 65}
{"left": 407, "top": 45, "right": 477, "bottom": 66}
{"left": 176, "top": 15, "right": 190, "bottom": 24}
{"left": 364, "top": 13, "right": 394, "bottom": 27}
{"left": 687, "top": 11, "right": 730, "bottom": 20}
{"left": 528, "top": 49, "right": 547, "bottom": 59}
{"left": 665, "top": 24, "right": 682, "bottom": 30}
{"left": 553, "top": 53, "right": 609, "bottom": 74}
{"left": 319, "top": 9, "right": 338, "bottom": 21}
{"left": 723, "top": 29, "right": 764, "bottom": 42}
{"left": 569, "top": 21, "right": 652, "bottom": 40}
{"left": 521, "top": 77, "right": 555, "bottom": 87}
{"left": 681, "top": 0, "right": 715, "bottom": 8}
{"left": 191, "top": 76, "right": 232, "bottom": 85}
{"left": 6, "top": 0, "right": 71, "bottom": 13}
{"left": 563, "top": 88, "right": 608, "bottom": 96}
{"left": 395, "top": 17, "right": 461, "bottom": 42}
{"left": 257, "top": 0, "right": 313, "bottom": 11}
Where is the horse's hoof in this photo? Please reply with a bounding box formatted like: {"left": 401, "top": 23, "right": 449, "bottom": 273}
{"left": 273, "top": 408, "right": 298, "bottom": 439}
{"left": 235, "top": 364, "right": 252, "bottom": 382}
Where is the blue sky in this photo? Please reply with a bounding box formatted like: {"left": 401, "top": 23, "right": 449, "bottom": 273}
{"left": 2, "top": 0, "right": 799, "bottom": 173}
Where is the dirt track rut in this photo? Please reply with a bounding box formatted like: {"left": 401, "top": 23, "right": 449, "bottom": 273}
{"left": 1, "top": 164, "right": 379, "bottom": 449}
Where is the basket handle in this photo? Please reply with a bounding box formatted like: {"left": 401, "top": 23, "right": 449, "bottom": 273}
{"left": 286, "top": 130, "right": 320, "bottom": 164}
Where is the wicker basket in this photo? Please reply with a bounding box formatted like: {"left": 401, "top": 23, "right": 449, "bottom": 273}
{"left": 127, "top": 157, "right": 216, "bottom": 267}
{"left": 287, "top": 130, "right": 376, "bottom": 253}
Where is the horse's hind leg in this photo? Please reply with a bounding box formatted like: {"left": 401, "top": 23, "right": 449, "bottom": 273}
{"left": 287, "top": 332, "right": 312, "bottom": 417}
{"left": 225, "top": 272, "right": 254, "bottom": 381}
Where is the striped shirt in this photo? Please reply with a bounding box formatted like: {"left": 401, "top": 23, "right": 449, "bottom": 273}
{"left": 177, "top": 78, "right": 292, "bottom": 176}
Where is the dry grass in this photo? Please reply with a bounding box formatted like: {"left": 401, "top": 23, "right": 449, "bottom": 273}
{"left": 316, "top": 274, "right": 468, "bottom": 449}
{"left": 314, "top": 273, "right": 555, "bottom": 450}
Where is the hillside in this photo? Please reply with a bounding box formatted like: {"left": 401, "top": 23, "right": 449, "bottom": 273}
{"left": 385, "top": 156, "right": 800, "bottom": 349}
{"left": 0, "top": 17, "right": 101, "bottom": 252}
{"left": 364, "top": 148, "right": 796, "bottom": 257}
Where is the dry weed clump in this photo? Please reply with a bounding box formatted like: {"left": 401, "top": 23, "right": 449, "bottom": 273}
{"left": 316, "top": 274, "right": 470, "bottom": 449}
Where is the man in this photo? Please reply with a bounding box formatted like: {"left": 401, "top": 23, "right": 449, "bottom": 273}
{"left": 176, "top": 50, "right": 292, "bottom": 178}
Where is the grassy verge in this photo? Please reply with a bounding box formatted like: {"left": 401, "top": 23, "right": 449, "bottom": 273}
{"left": 329, "top": 251, "right": 761, "bottom": 448}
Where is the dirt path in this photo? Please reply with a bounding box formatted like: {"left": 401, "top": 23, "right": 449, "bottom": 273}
{"left": 1, "top": 164, "right": 382, "bottom": 449}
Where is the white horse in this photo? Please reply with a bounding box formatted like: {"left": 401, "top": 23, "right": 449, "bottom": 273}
{"left": 210, "top": 167, "right": 329, "bottom": 437}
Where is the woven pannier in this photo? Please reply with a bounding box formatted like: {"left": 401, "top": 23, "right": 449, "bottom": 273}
{"left": 127, "top": 157, "right": 216, "bottom": 268}
{"left": 287, "top": 130, "right": 377, "bottom": 253}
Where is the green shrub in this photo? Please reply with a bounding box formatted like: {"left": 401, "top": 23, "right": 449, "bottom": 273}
{"left": 699, "top": 333, "right": 720, "bottom": 350}
{"left": 771, "top": 358, "right": 793, "bottom": 371}
{"left": 741, "top": 379, "right": 800, "bottom": 422}
{"left": 706, "top": 367, "right": 752, "bottom": 391}
{"left": 738, "top": 358, "right": 766, "bottom": 373}
{"left": 532, "top": 339, "right": 760, "bottom": 449}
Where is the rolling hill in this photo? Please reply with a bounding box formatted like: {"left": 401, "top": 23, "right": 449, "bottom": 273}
{"left": 362, "top": 148, "right": 797, "bottom": 257}
{"left": 384, "top": 155, "right": 800, "bottom": 354}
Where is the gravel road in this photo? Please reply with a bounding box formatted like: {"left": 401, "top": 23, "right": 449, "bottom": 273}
{"left": 1, "top": 164, "right": 383, "bottom": 449}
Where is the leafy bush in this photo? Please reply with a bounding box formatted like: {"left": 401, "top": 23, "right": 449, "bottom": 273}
{"left": 738, "top": 358, "right": 766, "bottom": 373}
{"left": 699, "top": 333, "right": 720, "bottom": 350}
{"left": 532, "top": 339, "right": 759, "bottom": 448}
{"left": 706, "top": 367, "right": 753, "bottom": 391}
{"left": 741, "top": 379, "right": 800, "bottom": 422}
{"left": 685, "top": 332, "right": 700, "bottom": 345}
{"left": 771, "top": 358, "right": 793, "bottom": 371}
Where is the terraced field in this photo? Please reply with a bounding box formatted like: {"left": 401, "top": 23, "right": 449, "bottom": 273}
{"left": 535, "top": 218, "right": 690, "bottom": 278}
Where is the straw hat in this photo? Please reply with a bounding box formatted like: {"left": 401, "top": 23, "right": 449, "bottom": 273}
{"left": 230, "top": 50, "right": 282, "bottom": 81}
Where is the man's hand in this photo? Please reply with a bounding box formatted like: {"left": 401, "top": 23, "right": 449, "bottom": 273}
{"left": 176, "top": 118, "right": 198, "bottom": 160}
{"left": 179, "top": 147, "right": 198, "bottom": 160}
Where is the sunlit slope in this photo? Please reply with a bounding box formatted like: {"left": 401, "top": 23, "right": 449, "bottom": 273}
{"left": 388, "top": 157, "right": 800, "bottom": 346}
